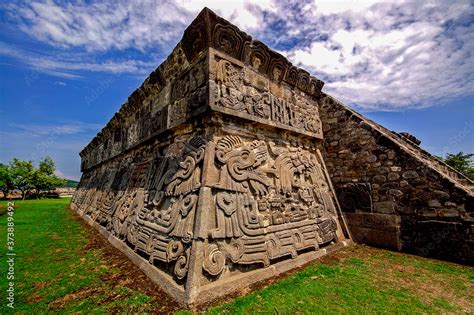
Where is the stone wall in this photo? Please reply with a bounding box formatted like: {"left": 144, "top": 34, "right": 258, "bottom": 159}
{"left": 79, "top": 45, "right": 208, "bottom": 171}
{"left": 72, "top": 8, "right": 350, "bottom": 307}
{"left": 318, "top": 93, "right": 474, "bottom": 264}
{"left": 72, "top": 7, "right": 473, "bottom": 309}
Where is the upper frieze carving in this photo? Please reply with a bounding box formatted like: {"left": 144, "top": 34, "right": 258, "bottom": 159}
{"left": 182, "top": 8, "right": 324, "bottom": 97}
{"left": 80, "top": 7, "right": 325, "bottom": 171}
{"left": 210, "top": 53, "right": 323, "bottom": 139}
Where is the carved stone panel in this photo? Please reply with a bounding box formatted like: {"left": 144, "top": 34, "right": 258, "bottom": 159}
{"left": 337, "top": 183, "right": 373, "bottom": 212}
{"left": 209, "top": 50, "right": 323, "bottom": 139}
{"left": 201, "top": 134, "right": 341, "bottom": 277}
{"left": 72, "top": 7, "right": 349, "bottom": 308}
{"left": 72, "top": 135, "right": 206, "bottom": 282}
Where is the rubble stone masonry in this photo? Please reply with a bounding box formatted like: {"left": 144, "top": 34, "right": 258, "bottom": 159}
{"left": 319, "top": 94, "right": 473, "bottom": 264}
{"left": 72, "top": 6, "right": 473, "bottom": 308}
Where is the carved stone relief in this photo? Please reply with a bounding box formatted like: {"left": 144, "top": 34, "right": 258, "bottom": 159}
{"left": 211, "top": 54, "right": 323, "bottom": 139}
{"left": 202, "top": 135, "right": 339, "bottom": 276}
{"left": 72, "top": 8, "right": 350, "bottom": 307}
{"left": 337, "top": 183, "right": 373, "bottom": 212}
{"left": 72, "top": 136, "right": 206, "bottom": 282}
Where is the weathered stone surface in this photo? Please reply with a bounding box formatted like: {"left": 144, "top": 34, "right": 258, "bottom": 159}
{"left": 388, "top": 172, "right": 400, "bottom": 181}
{"left": 428, "top": 199, "right": 442, "bottom": 208}
{"left": 343, "top": 212, "right": 401, "bottom": 249}
{"left": 398, "top": 132, "right": 421, "bottom": 145}
{"left": 72, "top": 7, "right": 474, "bottom": 307}
{"left": 72, "top": 8, "right": 350, "bottom": 308}
{"left": 374, "top": 201, "right": 397, "bottom": 214}
{"left": 373, "top": 175, "right": 387, "bottom": 183}
{"left": 402, "top": 171, "right": 419, "bottom": 180}
{"left": 319, "top": 94, "right": 474, "bottom": 265}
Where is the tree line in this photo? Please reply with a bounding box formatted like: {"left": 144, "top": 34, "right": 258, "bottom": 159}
{"left": 438, "top": 152, "right": 474, "bottom": 181}
{"left": 0, "top": 157, "right": 66, "bottom": 199}
{"left": 0, "top": 152, "right": 470, "bottom": 200}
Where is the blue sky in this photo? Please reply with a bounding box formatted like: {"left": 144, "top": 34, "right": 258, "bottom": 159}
{"left": 0, "top": 0, "right": 473, "bottom": 181}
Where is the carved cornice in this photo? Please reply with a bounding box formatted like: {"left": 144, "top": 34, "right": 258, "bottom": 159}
{"left": 80, "top": 7, "right": 325, "bottom": 158}
{"left": 182, "top": 8, "right": 324, "bottom": 96}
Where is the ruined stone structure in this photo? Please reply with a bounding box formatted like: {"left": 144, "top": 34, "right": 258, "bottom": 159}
{"left": 72, "top": 7, "right": 473, "bottom": 307}
{"left": 71, "top": 8, "right": 351, "bottom": 307}
{"left": 319, "top": 97, "right": 474, "bottom": 264}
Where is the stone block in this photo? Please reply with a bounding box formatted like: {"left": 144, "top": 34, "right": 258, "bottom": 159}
{"left": 387, "top": 151, "right": 396, "bottom": 159}
{"left": 344, "top": 212, "right": 401, "bottom": 250}
{"left": 432, "top": 190, "right": 450, "bottom": 202}
{"left": 71, "top": 8, "right": 350, "bottom": 308}
{"left": 374, "top": 201, "right": 396, "bottom": 214}
{"left": 419, "top": 209, "right": 437, "bottom": 217}
{"left": 428, "top": 199, "right": 442, "bottom": 208}
{"left": 437, "top": 208, "right": 459, "bottom": 217}
{"left": 402, "top": 171, "right": 419, "bottom": 179}
{"left": 367, "top": 155, "right": 377, "bottom": 162}
{"left": 389, "top": 189, "right": 404, "bottom": 197}
{"left": 373, "top": 175, "right": 387, "bottom": 183}
{"left": 387, "top": 172, "right": 400, "bottom": 181}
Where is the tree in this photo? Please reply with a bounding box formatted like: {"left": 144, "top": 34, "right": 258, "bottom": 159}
{"left": 442, "top": 152, "right": 474, "bottom": 181}
{"left": 0, "top": 157, "right": 66, "bottom": 199}
{"left": 31, "top": 157, "right": 65, "bottom": 194}
{"left": 38, "top": 156, "right": 55, "bottom": 175}
{"left": 9, "top": 158, "right": 35, "bottom": 199}
{"left": 0, "top": 163, "right": 13, "bottom": 198}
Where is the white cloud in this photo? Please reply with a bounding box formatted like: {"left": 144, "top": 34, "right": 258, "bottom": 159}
{"left": 285, "top": 0, "right": 474, "bottom": 111}
{"left": 6, "top": 0, "right": 273, "bottom": 52}
{"left": 310, "top": 0, "right": 381, "bottom": 15}
{"left": 7, "top": 122, "right": 102, "bottom": 137}
{"left": 177, "top": 0, "right": 274, "bottom": 30}
{"left": 0, "top": 43, "right": 156, "bottom": 78}
{"left": 9, "top": 0, "right": 187, "bottom": 51}
{"left": 2, "top": 0, "right": 473, "bottom": 110}
{"left": 54, "top": 169, "right": 65, "bottom": 178}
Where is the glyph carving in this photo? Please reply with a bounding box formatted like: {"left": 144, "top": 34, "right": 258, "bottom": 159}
{"left": 203, "top": 135, "right": 340, "bottom": 276}
{"left": 73, "top": 136, "right": 206, "bottom": 281}
{"left": 212, "top": 57, "right": 323, "bottom": 138}
{"left": 337, "top": 183, "right": 373, "bottom": 212}
{"left": 71, "top": 8, "right": 349, "bottom": 307}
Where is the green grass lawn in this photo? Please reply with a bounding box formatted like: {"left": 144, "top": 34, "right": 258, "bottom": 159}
{"left": 1, "top": 198, "right": 473, "bottom": 314}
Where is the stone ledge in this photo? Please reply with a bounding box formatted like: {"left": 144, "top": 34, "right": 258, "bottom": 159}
{"left": 75, "top": 205, "right": 351, "bottom": 307}
{"left": 77, "top": 210, "right": 188, "bottom": 305}
{"left": 192, "top": 240, "right": 351, "bottom": 307}
{"left": 80, "top": 7, "right": 325, "bottom": 161}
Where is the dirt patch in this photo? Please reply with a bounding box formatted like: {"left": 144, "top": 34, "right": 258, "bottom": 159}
{"left": 32, "top": 281, "right": 51, "bottom": 290}
{"left": 318, "top": 244, "right": 365, "bottom": 265}
{"left": 68, "top": 208, "right": 181, "bottom": 314}
{"left": 25, "top": 293, "right": 43, "bottom": 304}
{"left": 361, "top": 248, "right": 474, "bottom": 312}
{"left": 47, "top": 232, "right": 61, "bottom": 240}
{"left": 49, "top": 287, "right": 103, "bottom": 310}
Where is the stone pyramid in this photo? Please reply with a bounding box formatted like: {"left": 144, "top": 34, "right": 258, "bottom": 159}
{"left": 72, "top": 6, "right": 474, "bottom": 308}
{"left": 71, "top": 7, "right": 351, "bottom": 306}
